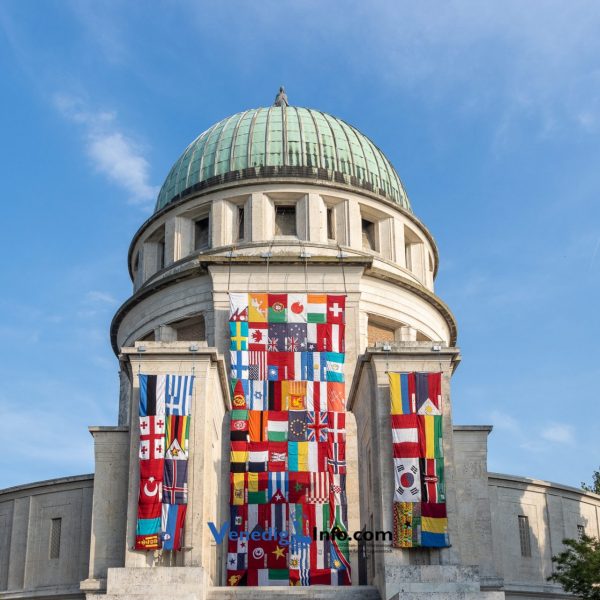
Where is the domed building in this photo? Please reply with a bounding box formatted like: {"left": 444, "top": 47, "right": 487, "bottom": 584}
{"left": 0, "top": 92, "right": 598, "bottom": 600}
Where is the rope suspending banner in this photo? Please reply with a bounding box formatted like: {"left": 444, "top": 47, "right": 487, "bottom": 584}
{"left": 337, "top": 244, "right": 348, "bottom": 297}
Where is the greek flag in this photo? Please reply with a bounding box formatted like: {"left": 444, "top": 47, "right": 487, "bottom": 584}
{"left": 165, "top": 375, "right": 194, "bottom": 416}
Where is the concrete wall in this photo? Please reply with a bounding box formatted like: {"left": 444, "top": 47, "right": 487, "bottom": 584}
{"left": 488, "top": 472, "right": 600, "bottom": 600}
{"left": 2, "top": 439, "right": 599, "bottom": 599}
{"left": 0, "top": 475, "right": 93, "bottom": 600}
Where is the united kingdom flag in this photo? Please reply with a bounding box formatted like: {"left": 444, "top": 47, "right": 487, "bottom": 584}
{"left": 268, "top": 337, "right": 279, "bottom": 352}
{"left": 307, "top": 411, "right": 329, "bottom": 442}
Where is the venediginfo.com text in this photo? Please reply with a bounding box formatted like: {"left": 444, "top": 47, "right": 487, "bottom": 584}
{"left": 208, "top": 521, "right": 392, "bottom": 545}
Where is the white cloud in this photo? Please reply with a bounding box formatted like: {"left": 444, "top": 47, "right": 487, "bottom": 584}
{"left": 489, "top": 409, "right": 520, "bottom": 433}
{"left": 85, "top": 290, "right": 117, "bottom": 305}
{"left": 541, "top": 424, "right": 574, "bottom": 444}
{"left": 54, "top": 93, "right": 158, "bottom": 206}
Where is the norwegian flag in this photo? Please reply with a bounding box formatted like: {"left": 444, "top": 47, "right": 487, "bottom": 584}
{"left": 326, "top": 443, "right": 346, "bottom": 474}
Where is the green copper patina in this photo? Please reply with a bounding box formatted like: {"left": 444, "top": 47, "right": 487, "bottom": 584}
{"left": 155, "top": 105, "right": 410, "bottom": 213}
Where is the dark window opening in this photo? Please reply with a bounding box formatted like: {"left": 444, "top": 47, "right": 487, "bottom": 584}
{"left": 157, "top": 238, "right": 165, "bottom": 270}
{"left": 49, "top": 518, "right": 62, "bottom": 559}
{"left": 518, "top": 515, "right": 531, "bottom": 557}
{"left": 140, "top": 330, "right": 155, "bottom": 342}
{"left": 327, "top": 208, "right": 335, "bottom": 240}
{"left": 195, "top": 217, "right": 210, "bottom": 251}
{"left": 577, "top": 524, "right": 585, "bottom": 540}
{"left": 174, "top": 315, "right": 206, "bottom": 342}
{"left": 237, "top": 206, "right": 245, "bottom": 242}
{"left": 133, "top": 251, "right": 140, "bottom": 274}
{"left": 362, "top": 219, "right": 376, "bottom": 251}
{"left": 275, "top": 205, "right": 296, "bottom": 236}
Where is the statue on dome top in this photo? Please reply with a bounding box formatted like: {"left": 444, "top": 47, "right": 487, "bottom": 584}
{"left": 273, "top": 86, "right": 289, "bottom": 107}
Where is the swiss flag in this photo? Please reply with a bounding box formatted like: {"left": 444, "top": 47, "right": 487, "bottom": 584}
{"left": 326, "top": 295, "right": 345, "bottom": 324}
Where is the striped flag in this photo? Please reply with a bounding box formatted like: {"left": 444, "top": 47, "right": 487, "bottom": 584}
{"left": 165, "top": 374, "right": 194, "bottom": 416}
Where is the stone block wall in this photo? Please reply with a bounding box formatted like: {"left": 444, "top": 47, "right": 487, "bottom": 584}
{"left": 0, "top": 474, "right": 93, "bottom": 599}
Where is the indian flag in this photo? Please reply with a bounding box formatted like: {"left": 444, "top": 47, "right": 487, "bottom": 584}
{"left": 307, "top": 294, "right": 327, "bottom": 323}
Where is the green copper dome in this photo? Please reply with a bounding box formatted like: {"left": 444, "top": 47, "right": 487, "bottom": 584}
{"left": 155, "top": 106, "right": 411, "bottom": 213}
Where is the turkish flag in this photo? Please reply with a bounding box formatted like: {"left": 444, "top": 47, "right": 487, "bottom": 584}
{"left": 140, "top": 458, "right": 164, "bottom": 480}
{"left": 139, "top": 477, "right": 162, "bottom": 506}
{"left": 138, "top": 501, "right": 161, "bottom": 520}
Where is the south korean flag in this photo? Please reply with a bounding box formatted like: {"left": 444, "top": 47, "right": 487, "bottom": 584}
{"left": 393, "top": 457, "right": 421, "bottom": 502}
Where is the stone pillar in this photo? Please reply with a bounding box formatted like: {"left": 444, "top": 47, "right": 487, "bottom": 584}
{"left": 348, "top": 346, "right": 501, "bottom": 599}
{"left": 6, "top": 497, "right": 29, "bottom": 591}
{"left": 165, "top": 216, "right": 194, "bottom": 266}
{"left": 117, "top": 344, "right": 229, "bottom": 591}
{"left": 118, "top": 359, "right": 131, "bottom": 426}
{"left": 379, "top": 217, "right": 395, "bottom": 262}
{"left": 346, "top": 198, "right": 363, "bottom": 249}
{"left": 392, "top": 218, "right": 406, "bottom": 269}
{"left": 81, "top": 427, "right": 129, "bottom": 595}
{"left": 453, "top": 426, "right": 503, "bottom": 589}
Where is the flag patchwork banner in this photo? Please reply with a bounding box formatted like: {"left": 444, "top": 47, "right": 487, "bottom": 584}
{"left": 388, "top": 372, "right": 449, "bottom": 548}
{"left": 135, "top": 373, "right": 194, "bottom": 551}
{"left": 228, "top": 293, "right": 350, "bottom": 586}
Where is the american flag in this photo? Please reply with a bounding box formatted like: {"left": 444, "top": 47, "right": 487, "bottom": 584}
{"left": 249, "top": 351, "right": 267, "bottom": 380}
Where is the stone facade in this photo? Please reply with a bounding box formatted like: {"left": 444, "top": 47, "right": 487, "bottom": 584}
{"left": 1, "top": 106, "right": 599, "bottom": 600}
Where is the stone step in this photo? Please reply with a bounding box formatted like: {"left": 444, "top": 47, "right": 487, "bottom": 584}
{"left": 103, "top": 595, "right": 200, "bottom": 600}
{"left": 388, "top": 594, "right": 505, "bottom": 600}
{"left": 206, "top": 585, "right": 381, "bottom": 600}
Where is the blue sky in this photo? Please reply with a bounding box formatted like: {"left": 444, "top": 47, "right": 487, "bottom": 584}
{"left": 0, "top": 1, "right": 598, "bottom": 490}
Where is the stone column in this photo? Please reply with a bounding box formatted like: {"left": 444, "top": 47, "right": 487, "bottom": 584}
{"left": 118, "top": 359, "right": 131, "bottom": 426}
{"left": 117, "top": 344, "right": 229, "bottom": 592}
{"left": 348, "top": 346, "right": 497, "bottom": 600}
{"left": 81, "top": 426, "right": 129, "bottom": 595}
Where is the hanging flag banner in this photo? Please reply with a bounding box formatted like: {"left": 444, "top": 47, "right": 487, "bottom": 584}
{"left": 227, "top": 293, "right": 351, "bottom": 586}
{"left": 388, "top": 371, "right": 449, "bottom": 548}
{"left": 135, "top": 374, "right": 194, "bottom": 551}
